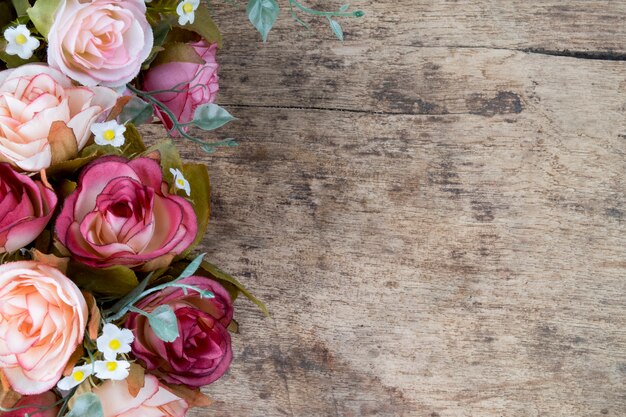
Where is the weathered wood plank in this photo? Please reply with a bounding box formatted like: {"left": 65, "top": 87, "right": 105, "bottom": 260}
{"left": 139, "top": 45, "right": 626, "bottom": 416}
{"left": 134, "top": 1, "right": 626, "bottom": 416}
{"left": 215, "top": 37, "right": 626, "bottom": 114}
{"left": 213, "top": 0, "right": 626, "bottom": 53}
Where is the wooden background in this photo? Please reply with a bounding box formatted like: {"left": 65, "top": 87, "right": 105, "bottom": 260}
{"left": 143, "top": 1, "right": 626, "bottom": 416}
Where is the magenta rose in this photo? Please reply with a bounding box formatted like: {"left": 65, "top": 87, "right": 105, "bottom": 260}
{"left": 0, "top": 163, "right": 57, "bottom": 253}
{"left": 126, "top": 276, "right": 233, "bottom": 387}
{"left": 1, "top": 391, "right": 59, "bottom": 417}
{"left": 55, "top": 156, "right": 197, "bottom": 270}
{"left": 142, "top": 41, "right": 219, "bottom": 134}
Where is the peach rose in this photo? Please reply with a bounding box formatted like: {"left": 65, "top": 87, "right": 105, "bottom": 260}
{"left": 93, "top": 374, "right": 188, "bottom": 417}
{"left": 0, "top": 261, "right": 87, "bottom": 395}
{"left": 0, "top": 64, "right": 118, "bottom": 171}
{"left": 47, "top": 0, "right": 153, "bottom": 87}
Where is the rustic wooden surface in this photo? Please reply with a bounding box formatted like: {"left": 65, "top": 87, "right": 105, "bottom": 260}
{"left": 142, "top": 1, "right": 626, "bottom": 416}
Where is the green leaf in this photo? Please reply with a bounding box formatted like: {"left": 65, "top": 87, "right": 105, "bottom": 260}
{"left": 64, "top": 393, "right": 104, "bottom": 417}
{"left": 200, "top": 260, "right": 270, "bottom": 316}
{"left": 339, "top": 4, "right": 350, "bottom": 12}
{"left": 11, "top": 0, "right": 29, "bottom": 16}
{"left": 121, "top": 123, "right": 148, "bottom": 156}
{"left": 140, "top": 139, "right": 183, "bottom": 184}
{"left": 247, "top": 0, "right": 280, "bottom": 42}
{"left": 27, "top": 0, "right": 62, "bottom": 37}
{"left": 68, "top": 262, "right": 140, "bottom": 298}
{"left": 328, "top": 18, "right": 344, "bottom": 41}
{"left": 105, "top": 273, "right": 152, "bottom": 320}
{"left": 148, "top": 305, "right": 179, "bottom": 342}
{"left": 185, "top": 5, "right": 222, "bottom": 47}
{"left": 119, "top": 97, "right": 154, "bottom": 127}
{"left": 191, "top": 103, "right": 235, "bottom": 131}
{"left": 178, "top": 163, "right": 211, "bottom": 257}
{"left": 152, "top": 42, "right": 205, "bottom": 67}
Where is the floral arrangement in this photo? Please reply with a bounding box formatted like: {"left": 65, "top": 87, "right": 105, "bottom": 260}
{"left": 0, "top": 0, "right": 363, "bottom": 416}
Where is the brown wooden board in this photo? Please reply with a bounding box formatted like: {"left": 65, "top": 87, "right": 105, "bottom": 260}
{"left": 140, "top": 1, "right": 626, "bottom": 416}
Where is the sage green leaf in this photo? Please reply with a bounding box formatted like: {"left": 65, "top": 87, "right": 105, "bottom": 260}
{"left": 328, "top": 18, "right": 344, "bottom": 41}
{"left": 192, "top": 103, "right": 235, "bottom": 131}
{"left": 200, "top": 260, "right": 270, "bottom": 316}
{"left": 179, "top": 253, "right": 206, "bottom": 279}
{"left": 27, "top": 0, "right": 62, "bottom": 37}
{"left": 64, "top": 393, "right": 103, "bottom": 417}
{"left": 119, "top": 97, "right": 154, "bottom": 127}
{"left": 247, "top": 0, "right": 280, "bottom": 42}
{"left": 185, "top": 5, "right": 222, "bottom": 47}
{"left": 148, "top": 305, "right": 180, "bottom": 342}
{"left": 339, "top": 4, "right": 350, "bottom": 12}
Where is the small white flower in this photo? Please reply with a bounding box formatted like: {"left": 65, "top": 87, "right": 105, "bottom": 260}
{"left": 3, "top": 25, "right": 40, "bottom": 60}
{"left": 57, "top": 364, "right": 93, "bottom": 390}
{"left": 170, "top": 168, "right": 191, "bottom": 196}
{"left": 96, "top": 323, "right": 134, "bottom": 360}
{"left": 94, "top": 360, "right": 130, "bottom": 380}
{"left": 176, "top": 0, "right": 200, "bottom": 25}
{"left": 91, "top": 120, "right": 126, "bottom": 147}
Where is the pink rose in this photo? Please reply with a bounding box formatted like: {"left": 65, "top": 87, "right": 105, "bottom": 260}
{"left": 93, "top": 374, "right": 188, "bottom": 417}
{"left": 0, "top": 64, "right": 118, "bottom": 171}
{"left": 126, "top": 276, "right": 233, "bottom": 387}
{"left": 0, "top": 163, "right": 57, "bottom": 253}
{"left": 0, "top": 261, "right": 87, "bottom": 395}
{"left": 47, "top": 0, "right": 153, "bottom": 87}
{"left": 142, "top": 41, "right": 219, "bottom": 134}
{"left": 55, "top": 156, "right": 197, "bottom": 270}
{"left": 1, "top": 391, "right": 59, "bottom": 417}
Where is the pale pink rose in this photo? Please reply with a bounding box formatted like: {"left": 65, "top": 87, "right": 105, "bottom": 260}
{"left": 0, "top": 261, "right": 87, "bottom": 395}
{"left": 94, "top": 374, "right": 188, "bottom": 417}
{"left": 0, "top": 64, "right": 118, "bottom": 171}
{"left": 55, "top": 156, "right": 197, "bottom": 270}
{"left": 142, "top": 41, "right": 219, "bottom": 135}
{"left": 47, "top": 0, "right": 153, "bottom": 87}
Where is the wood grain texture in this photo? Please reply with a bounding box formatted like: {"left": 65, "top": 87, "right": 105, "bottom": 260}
{"left": 140, "top": 1, "right": 626, "bottom": 416}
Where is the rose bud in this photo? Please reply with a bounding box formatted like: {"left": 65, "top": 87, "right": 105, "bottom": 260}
{"left": 93, "top": 374, "right": 188, "bottom": 417}
{"left": 55, "top": 156, "right": 197, "bottom": 270}
{"left": 142, "top": 41, "right": 219, "bottom": 135}
{"left": 47, "top": 0, "right": 153, "bottom": 87}
{"left": 126, "top": 276, "right": 233, "bottom": 387}
{"left": 0, "top": 262, "right": 87, "bottom": 395}
{"left": 0, "top": 163, "right": 57, "bottom": 253}
{"left": 0, "top": 64, "right": 118, "bottom": 171}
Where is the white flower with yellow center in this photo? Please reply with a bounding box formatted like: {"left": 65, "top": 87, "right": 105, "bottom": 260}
{"left": 170, "top": 168, "right": 191, "bottom": 196}
{"left": 96, "top": 323, "right": 134, "bottom": 360}
{"left": 94, "top": 360, "right": 130, "bottom": 380}
{"left": 3, "top": 25, "right": 40, "bottom": 60}
{"left": 57, "top": 364, "right": 93, "bottom": 390}
{"left": 176, "top": 0, "right": 200, "bottom": 25}
{"left": 91, "top": 121, "right": 126, "bottom": 147}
